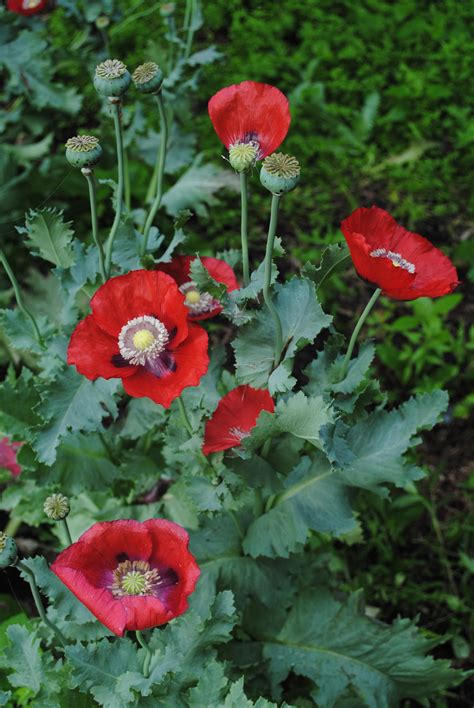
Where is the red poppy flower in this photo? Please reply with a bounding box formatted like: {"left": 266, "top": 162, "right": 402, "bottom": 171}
{"left": 208, "top": 81, "right": 291, "bottom": 160}
{"left": 7, "top": 0, "right": 47, "bottom": 15}
{"left": 51, "top": 519, "right": 200, "bottom": 636}
{"left": 156, "top": 256, "right": 239, "bottom": 321}
{"left": 340, "top": 206, "right": 459, "bottom": 300}
{"left": 0, "top": 437, "right": 22, "bottom": 477}
{"left": 67, "top": 270, "right": 209, "bottom": 408}
{"left": 202, "top": 385, "right": 275, "bottom": 455}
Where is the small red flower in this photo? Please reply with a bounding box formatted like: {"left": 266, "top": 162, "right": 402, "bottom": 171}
{"left": 203, "top": 385, "right": 275, "bottom": 455}
{"left": 67, "top": 270, "right": 209, "bottom": 408}
{"left": 0, "top": 437, "right": 22, "bottom": 477}
{"left": 51, "top": 519, "right": 200, "bottom": 636}
{"left": 341, "top": 206, "right": 459, "bottom": 300}
{"left": 156, "top": 256, "right": 239, "bottom": 321}
{"left": 208, "top": 81, "right": 291, "bottom": 160}
{"left": 7, "top": 0, "right": 47, "bottom": 15}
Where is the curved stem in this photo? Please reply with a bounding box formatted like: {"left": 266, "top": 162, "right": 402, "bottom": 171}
{"left": 0, "top": 250, "right": 43, "bottom": 347}
{"left": 177, "top": 396, "right": 193, "bottom": 436}
{"left": 16, "top": 561, "right": 67, "bottom": 647}
{"left": 263, "top": 194, "right": 283, "bottom": 366}
{"left": 340, "top": 287, "right": 382, "bottom": 379}
{"left": 135, "top": 630, "right": 152, "bottom": 678}
{"left": 104, "top": 101, "right": 125, "bottom": 276}
{"left": 141, "top": 93, "right": 168, "bottom": 257}
{"left": 240, "top": 172, "right": 250, "bottom": 287}
{"left": 83, "top": 171, "right": 106, "bottom": 283}
{"left": 61, "top": 518, "right": 73, "bottom": 546}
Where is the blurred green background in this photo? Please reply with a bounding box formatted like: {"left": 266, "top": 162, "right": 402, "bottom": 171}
{"left": 1, "top": 0, "right": 473, "bottom": 701}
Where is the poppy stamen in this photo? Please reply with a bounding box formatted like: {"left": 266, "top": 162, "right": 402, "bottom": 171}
{"left": 118, "top": 315, "right": 169, "bottom": 366}
{"left": 179, "top": 282, "right": 219, "bottom": 316}
{"left": 111, "top": 560, "right": 161, "bottom": 597}
{"left": 369, "top": 248, "right": 416, "bottom": 274}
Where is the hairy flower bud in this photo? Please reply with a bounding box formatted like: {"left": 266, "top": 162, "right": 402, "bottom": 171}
{"left": 260, "top": 153, "right": 301, "bottom": 195}
{"left": 44, "top": 493, "right": 70, "bottom": 521}
{"left": 0, "top": 532, "right": 17, "bottom": 568}
{"left": 228, "top": 141, "right": 259, "bottom": 173}
{"left": 94, "top": 59, "right": 131, "bottom": 98}
{"left": 65, "top": 135, "right": 102, "bottom": 169}
{"left": 132, "top": 62, "right": 164, "bottom": 95}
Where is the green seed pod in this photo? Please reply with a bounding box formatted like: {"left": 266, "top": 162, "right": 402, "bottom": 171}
{"left": 44, "top": 493, "right": 70, "bottom": 521}
{"left": 0, "top": 532, "right": 17, "bottom": 568}
{"left": 65, "top": 135, "right": 102, "bottom": 169}
{"left": 132, "top": 62, "right": 164, "bottom": 95}
{"left": 94, "top": 59, "right": 131, "bottom": 98}
{"left": 260, "top": 153, "right": 301, "bottom": 195}
{"left": 228, "top": 141, "right": 259, "bottom": 173}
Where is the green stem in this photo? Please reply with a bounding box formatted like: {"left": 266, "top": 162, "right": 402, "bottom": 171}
{"left": 4, "top": 516, "right": 21, "bottom": 538}
{"left": 0, "top": 250, "right": 43, "bottom": 346}
{"left": 183, "top": 0, "right": 192, "bottom": 30}
{"left": 145, "top": 160, "right": 159, "bottom": 205}
{"left": 124, "top": 148, "right": 131, "bottom": 211}
{"left": 135, "top": 630, "right": 152, "bottom": 678}
{"left": 83, "top": 171, "right": 106, "bottom": 283}
{"left": 340, "top": 287, "right": 382, "bottom": 379}
{"left": 61, "top": 518, "right": 73, "bottom": 546}
{"left": 177, "top": 396, "right": 193, "bottom": 437}
{"left": 240, "top": 172, "right": 250, "bottom": 286}
{"left": 183, "top": 0, "right": 196, "bottom": 60}
{"left": 263, "top": 194, "right": 283, "bottom": 366}
{"left": 104, "top": 101, "right": 125, "bottom": 277}
{"left": 16, "top": 561, "right": 67, "bottom": 647}
{"left": 141, "top": 93, "right": 168, "bottom": 256}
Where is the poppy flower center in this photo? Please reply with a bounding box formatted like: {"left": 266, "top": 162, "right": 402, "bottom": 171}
{"left": 228, "top": 141, "right": 260, "bottom": 172}
{"left": 118, "top": 315, "right": 169, "bottom": 366}
{"left": 179, "top": 282, "right": 218, "bottom": 316}
{"left": 111, "top": 560, "right": 161, "bottom": 597}
{"left": 369, "top": 248, "right": 415, "bottom": 274}
{"left": 229, "top": 426, "right": 249, "bottom": 443}
{"left": 24, "top": 0, "right": 42, "bottom": 7}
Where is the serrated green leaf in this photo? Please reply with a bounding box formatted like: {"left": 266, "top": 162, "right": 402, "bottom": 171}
{"left": 185, "top": 659, "right": 229, "bottom": 707}
{"left": 0, "top": 368, "right": 42, "bottom": 437}
{"left": 20, "top": 208, "right": 75, "bottom": 268}
{"left": 305, "top": 338, "right": 375, "bottom": 397}
{"left": 301, "top": 242, "right": 350, "bottom": 288}
{"left": 243, "top": 455, "right": 356, "bottom": 558}
{"left": 189, "top": 257, "right": 228, "bottom": 300}
{"left": 32, "top": 368, "right": 119, "bottom": 465}
{"left": 0, "top": 308, "right": 52, "bottom": 355}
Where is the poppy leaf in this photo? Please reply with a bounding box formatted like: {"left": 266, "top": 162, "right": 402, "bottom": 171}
{"left": 19, "top": 208, "right": 75, "bottom": 269}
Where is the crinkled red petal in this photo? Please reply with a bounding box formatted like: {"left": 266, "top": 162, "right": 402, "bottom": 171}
{"left": 122, "top": 325, "right": 209, "bottom": 407}
{"left": 67, "top": 315, "right": 137, "bottom": 380}
{"left": 7, "top": 0, "right": 46, "bottom": 15}
{"left": 208, "top": 81, "right": 291, "bottom": 158}
{"left": 203, "top": 385, "right": 275, "bottom": 455}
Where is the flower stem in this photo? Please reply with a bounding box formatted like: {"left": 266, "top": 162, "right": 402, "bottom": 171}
{"left": 104, "top": 100, "right": 125, "bottom": 277}
{"left": 177, "top": 396, "right": 193, "bottom": 437}
{"left": 240, "top": 172, "right": 250, "bottom": 287}
{"left": 263, "top": 194, "right": 283, "bottom": 366}
{"left": 83, "top": 171, "right": 106, "bottom": 283}
{"left": 183, "top": 0, "right": 192, "bottom": 30}
{"left": 61, "top": 518, "right": 73, "bottom": 546}
{"left": 124, "top": 148, "right": 131, "bottom": 211}
{"left": 135, "top": 630, "right": 152, "bottom": 678}
{"left": 16, "top": 561, "right": 67, "bottom": 647}
{"left": 183, "top": 0, "right": 196, "bottom": 60}
{"left": 340, "top": 287, "right": 382, "bottom": 379}
{"left": 141, "top": 93, "right": 168, "bottom": 257}
{"left": 0, "top": 250, "right": 43, "bottom": 347}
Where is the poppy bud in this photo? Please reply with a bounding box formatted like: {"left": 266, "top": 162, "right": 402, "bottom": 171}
{"left": 260, "top": 153, "right": 301, "bottom": 195}
{"left": 160, "top": 3, "right": 176, "bottom": 17}
{"left": 132, "top": 62, "right": 164, "bottom": 95}
{"left": 44, "top": 493, "right": 70, "bottom": 521}
{"left": 94, "top": 59, "right": 131, "bottom": 98}
{"left": 0, "top": 532, "right": 17, "bottom": 568}
{"left": 228, "top": 141, "right": 259, "bottom": 173}
{"left": 95, "top": 15, "right": 110, "bottom": 30}
{"left": 65, "top": 135, "right": 102, "bottom": 169}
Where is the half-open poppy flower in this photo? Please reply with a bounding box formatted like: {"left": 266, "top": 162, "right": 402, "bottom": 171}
{"left": 341, "top": 206, "right": 459, "bottom": 300}
{"left": 203, "top": 385, "right": 275, "bottom": 455}
{"left": 0, "top": 437, "right": 22, "bottom": 477}
{"left": 208, "top": 81, "right": 290, "bottom": 162}
{"left": 156, "top": 256, "right": 239, "bottom": 321}
{"left": 7, "top": 0, "right": 47, "bottom": 15}
{"left": 51, "top": 519, "right": 200, "bottom": 636}
{"left": 67, "top": 270, "right": 209, "bottom": 407}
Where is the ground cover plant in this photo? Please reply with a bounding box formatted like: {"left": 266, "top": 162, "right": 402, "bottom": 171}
{"left": 0, "top": 1, "right": 473, "bottom": 706}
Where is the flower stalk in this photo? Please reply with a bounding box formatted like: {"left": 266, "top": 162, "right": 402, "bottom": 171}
{"left": 17, "top": 560, "right": 67, "bottom": 647}
{"left": 240, "top": 172, "right": 250, "bottom": 287}
{"left": 104, "top": 100, "right": 126, "bottom": 276}
{"left": 82, "top": 169, "right": 107, "bottom": 283}
{"left": 0, "top": 250, "right": 43, "bottom": 347}
{"left": 263, "top": 194, "right": 284, "bottom": 366}
{"left": 340, "top": 287, "right": 382, "bottom": 379}
{"left": 141, "top": 93, "right": 168, "bottom": 257}
{"left": 136, "top": 630, "right": 153, "bottom": 677}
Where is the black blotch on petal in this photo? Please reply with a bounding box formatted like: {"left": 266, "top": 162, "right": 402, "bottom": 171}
{"left": 111, "top": 354, "right": 129, "bottom": 368}
{"left": 116, "top": 552, "right": 128, "bottom": 563}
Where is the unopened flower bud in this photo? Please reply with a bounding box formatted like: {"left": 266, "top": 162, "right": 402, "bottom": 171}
{"left": 260, "top": 153, "right": 301, "bottom": 195}
{"left": 228, "top": 141, "right": 259, "bottom": 173}
{"left": 65, "top": 135, "right": 102, "bottom": 169}
{"left": 0, "top": 532, "right": 17, "bottom": 568}
{"left": 94, "top": 59, "right": 131, "bottom": 98}
{"left": 132, "top": 62, "right": 164, "bottom": 95}
{"left": 160, "top": 3, "right": 176, "bottom": 17}
{"left": 44, "top": 493, "right": 70, "bottom": 521}
{"left": 95, "top": 15, "right": 110, "bottom": 30}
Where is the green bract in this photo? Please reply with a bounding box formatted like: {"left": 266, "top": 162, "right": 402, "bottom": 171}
{"left": 93, "top": 59, "right": 131, "bottom": 98}
{"left": 260, "top": 152, "right": 301, "bottom": 194}
{"left": 132, "top": 62, "right": 164, "bottom": 94}
{"left": 65, "top": 135, "right": 102, "bottom": 168}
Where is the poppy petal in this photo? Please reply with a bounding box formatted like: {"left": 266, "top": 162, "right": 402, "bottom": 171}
{"left": 67, "top": 315, "right": 137, "bottom": 380}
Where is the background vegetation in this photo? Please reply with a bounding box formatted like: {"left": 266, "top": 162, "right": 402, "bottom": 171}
{"left": 1, "top": 0, "right": 473, "bottom": 704}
